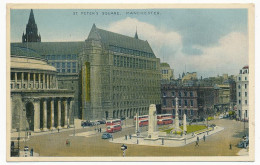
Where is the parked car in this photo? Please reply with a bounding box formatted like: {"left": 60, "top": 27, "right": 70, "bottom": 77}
{"left": 121, "top": 117, "right": 126, "bottom": 120}
{"left": 81, "top": 121, "right": 94, "bottom": 127}
{"left": 98, "top": 120, "right": 106, "bottom": 124}
{"left": 102, "top": 133, "right": 112, "bottom": 139}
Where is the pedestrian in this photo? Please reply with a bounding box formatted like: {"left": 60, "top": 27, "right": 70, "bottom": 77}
{"left": 203, "top": 135, "right": 206, "bottom": 142}
{"left": 229, "top": 143, "right": 232, "bottom": 150}
{"left": 195, "top": 141, "right": 199, "bottom": 147}
{"left": 162, "top": 138, "right": 164, "bottom": 145}
{"left": 58, "top": 128, "right": 60, "bottom": 133}
{"left": 197, "top": 136, "right": 199, "bottom": 142}
{"left": 125, "top": 135, "right": 127, "bottom": 140}
{"left": 129, "top": 134, "right": 132, "bottom": 139}
{"left": 100, "top": 128, "right": 102, "bottom": 133}
{"left": 30, "top": 148, "right": 34, "bottom": 156}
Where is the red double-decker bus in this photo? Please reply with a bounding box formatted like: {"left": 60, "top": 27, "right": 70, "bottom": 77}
{"left": 106, "top": 124, "right": 122, "bottom": 133}
{"left": 157, "top": 114, "right": 173, "bottom": 119}
{"left": 157, "top": 118, "right": 173, "bottom": 125}
{"left": 139, "top": 120, "right": 149, "bottom": 127}
{"left": 134, "top": 115, "right": 148, "bottom": 121}
{"left": 106, "top": 119, "right": 121, "bottom": 126}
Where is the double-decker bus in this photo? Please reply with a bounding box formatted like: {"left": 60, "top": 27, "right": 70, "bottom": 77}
{"left": 106, "top": 124, "right": 122, "bottom": 133}
{"left": 139, "top": 120, "right": 149, "bottom": 127}
{"left": 157, "top": 118, "right": 173, "bottom": 125}
{"left": 134, "top": 115, "right": 148, "bottom": 121}
{"left": 157, "top": 114, "right": 173, "bottom": 119}
{"left": 106, "top": 119, "right": 121, "bottom": 126}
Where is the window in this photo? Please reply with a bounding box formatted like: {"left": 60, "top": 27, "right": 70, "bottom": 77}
{"left": 72, "top": 69, "right": 76, "bottom": 73}
{"left": 62, "top": 55, "right": 66, "bottom": 60}
{"left": 238, "top": 77, "right": 241, "bottom": 81}
{"left": 62, "top": 69, "right": 66, "bottom": 73}
{"left": 184, "top": 91, "right": 187, "bottom": 97}
{"left": 190, "top": 91, "right": 193, "bottom": 97}
{"left": 245, "top": 100, "right": 247, "bottom": 105}
{"left": 179, "top": 110, "right": 182, "bottom": 115}
{"left": 57, "top": 55, "right": 61, "bottom": 60}
{"left": 245, "top": 84, "right": 247, "bottom": 89}
{"left": 238, "top": 85, "right": 241, "bottom": 89}
{"left": 239, "top": 100, "right": 241, "bottom": 104}
{"left": 178, "top": 91, "right": 181, "bottom": 97}
{"left": 163, "top": 92, "right": 166, "bottom": 97}
{"left": 245, "top": 110, "right": 248, "bottom": 117}
{"left": 172, "top": 92, "right": 175, "bottom": 97}
{"left": 245, "top": 92, "right": 247, "bottom": 97}
{"left": 245, "top": 76, "right": 247, "bottom": 81}
{"left": 67, "top": 62, "right": 71, "bottom": 68}
{"left": 163, "top": 99, "right": 166, "bottom": 106}
{"left": 239, "top": 92, "right": 241, "bottom": 97}
{"left": 184, "top": 100, "right": 188, "bottom": 106}
{"left": 72, "top": 62, "right": 76, "bottom": 68}
{"left": 190, "top": 100, "right": 194, "bottom": 106}
{"left": 172, "top": 100, "right": 175, "bottom": 106}
{"left": 67, "top": 55, "right": 71, "bottom": 60}
{"left": 62, "top": 62, "right": 66, "bottom": 68}
{"left": 178, "top": 100, "right": 182, "bottom": 106}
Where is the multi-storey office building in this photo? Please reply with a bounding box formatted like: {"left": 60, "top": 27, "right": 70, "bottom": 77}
{"left": 79, "top": 24, "right": 161, "bottom": 120}
{"left": 236, "top": 66, "right": 249, "bottom": 121}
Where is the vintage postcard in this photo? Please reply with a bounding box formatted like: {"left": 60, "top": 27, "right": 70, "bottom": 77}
{"left": 6, "top": 3, "right": 255, "bottom": 161}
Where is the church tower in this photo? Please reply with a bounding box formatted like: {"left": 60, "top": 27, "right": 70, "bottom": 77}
{"left": 22, "top": 9, "right": 41, "bottom": 43}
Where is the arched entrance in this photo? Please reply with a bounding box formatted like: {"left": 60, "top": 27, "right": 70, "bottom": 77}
{"left": 26, "top": 102, "right": 34, "bottom": 131}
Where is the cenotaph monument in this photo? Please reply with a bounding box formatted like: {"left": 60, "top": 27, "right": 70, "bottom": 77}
{"left": 146, "top": 104, "right": 158, "bottom": 140}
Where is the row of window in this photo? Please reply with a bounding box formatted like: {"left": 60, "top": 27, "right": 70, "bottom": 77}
{"left": 171, "top": 109, "right": 195, "bottom": 116}
{"left": 238, "top": 92, "right": 248, "bottom": 97}
{"left": 162, "top": 70, "right": 169, "bottom": 74}
{"left": 113, "top": 55, "right": 157, "bottom": 70}
{"left": 238, "top": 99, "right": 248, "bottom": 105}
{"left": 163, "top": 91, "right": 194, "bottom": 97}
{"left": 163, "top": 99, "right": 195, "bottom": 107}
{"left": 50, "top": 62, "right": 77, "bottom": 73}
{"left": 238, "top": 76, "right": 247, "bottom": 81}
{"left": 238, "top": 84, "right": 247, "bottom": 89}
{"left": 109, "top": 45, "right": 154, "bottom": 58}
{"left": 238, "top": 110, "right": 248, "bottom": 118}
{"left": 43, "top": 54, "right": 78, "bottom": 60}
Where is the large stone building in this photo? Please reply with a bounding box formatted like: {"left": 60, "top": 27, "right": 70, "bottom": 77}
{"left": 236, "top": 66, "right": 249, "bottom": 121}
{"left": 79, "top": 24, "right": 161, "bottom": 120}
{"left": 10, "top": 46, "right": 75, "bottom": 132}
{"left": 161, "top": 84, "right": 198, "bottom": 119}
{"left": 11, "top": 10, "right": 161, "bottom": 121}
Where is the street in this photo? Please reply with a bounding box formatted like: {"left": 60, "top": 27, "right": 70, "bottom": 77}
{"left": 15, "top": 118, "right": 248, "bottom": 157}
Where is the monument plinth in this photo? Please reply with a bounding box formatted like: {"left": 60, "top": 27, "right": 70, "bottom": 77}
{"left": 145, "top": 104, "right": 158, "bottom": 140}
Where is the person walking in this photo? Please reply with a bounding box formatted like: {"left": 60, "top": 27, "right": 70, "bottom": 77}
{"left": 203, "top": 135, "right": 206, "bottom": 142}
{"left": 197, "top": 136, "right": 199, "bottom": 143}
{"left": 195, "top": 141, "right": 199, "bottom": 147}
{"left": 100, "top": 128, "right": 102, "bottom": 133}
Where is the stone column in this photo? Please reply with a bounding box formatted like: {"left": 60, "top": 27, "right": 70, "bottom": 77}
{"left": 33, "top": 73, "right": 36, "bottom": 89}
{"left": 21, "top": 72, "right": 24, "bottom": 89}
{"left": 28, "top": 73, "right": 30, "bottom": 88}
{"left": 14, "top": 72, "right": 17, "bottom": 89}
{"left": 42, "top": 99, "right": 48, "bottom": 131}
{"left": 56, "top": 77, "right": 58, "bottom": 89}
{"left": 46, "top": 74, "right": 49, "bottom": 89}
{"left": 50, "top": 98, "right": 55, "bottom": 130}
{"left": 69, "top": 100, "right": 74, "bottom": 127}
{"left": 63, "top": 99, "right": 68, "bottom": 128}
{"left": 183, "top": 114, "right": 187, "bottom": 133}
{"left": 43, "top": 73, "right": 45, "bottom": 89}
{"left": 38, "top": 73, "right": 41, "bottom": 89}
{"left": 33, "top": 99, "right": 41, "bottom": 132}
{"left": 147, "top": 104, "right": 158, "bottom": 139}
{"left": 57, "top": 99, "right": 62, "bottom": 129}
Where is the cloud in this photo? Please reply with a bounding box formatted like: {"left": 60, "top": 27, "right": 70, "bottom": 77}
{"left": 106, "top": 17, "right": 183, "bottom": 59}
{"left": 171, "top": 32, "right": 248, "bottom": 78}
{"left": 106, "top": 18, "right": 248, "bottom": 78}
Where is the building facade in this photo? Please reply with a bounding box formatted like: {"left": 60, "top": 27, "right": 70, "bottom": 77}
{"left": 236, "top": 66, "right": 249, "bottom": 121}
{"left": 161, "top": 84, "right": 198, "bottom": 119}
{"left": 160, "top": 63, "right": 174, "bottom": 81}
{"left": 79, "top": 24, "right": 161, "bottom": 120}
{"left": 11, "top": 46, "right": 75, "bottom": 132}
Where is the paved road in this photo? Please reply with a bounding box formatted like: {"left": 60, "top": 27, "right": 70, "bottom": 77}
{"left": 15, "top": 119, "right": 248, "bottom": 157}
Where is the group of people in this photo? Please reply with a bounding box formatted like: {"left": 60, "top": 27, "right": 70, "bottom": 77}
{"left": 195, "top": 134, "right": 206, "bottom": 147}
{"left": 95, "top": 127, "right": 102, "bottom": 133}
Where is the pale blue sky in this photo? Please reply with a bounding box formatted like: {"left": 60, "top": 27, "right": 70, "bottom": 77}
{"left": 10, "top": 9, "right": 248, "bottom": 77}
